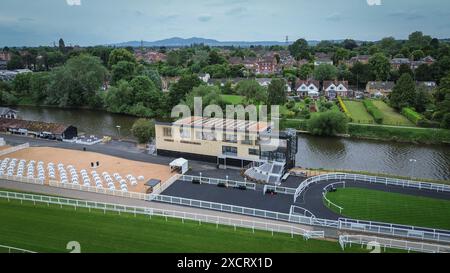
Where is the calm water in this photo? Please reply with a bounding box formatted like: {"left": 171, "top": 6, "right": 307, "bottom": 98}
{"left": 16, "top": 106, "right": 138, "bottom": 138}
{"left": 296, "top": 135, "right": 450, "bottom": 181}
{"left": 14, "top": 106, "right": 450, "bottom": 181}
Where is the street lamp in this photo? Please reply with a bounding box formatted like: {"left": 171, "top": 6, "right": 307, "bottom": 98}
{"left": 116, "top": 125, "right": 121, "bottom": 141}
{"left": 409, "top": 159, "right": 417, "bottom": 180}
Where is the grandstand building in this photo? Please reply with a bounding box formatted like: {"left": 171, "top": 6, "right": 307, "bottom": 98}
{"left": 155, "top": 117, "right": 297, "bottom": 183}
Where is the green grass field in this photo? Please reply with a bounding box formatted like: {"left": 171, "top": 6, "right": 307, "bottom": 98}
{"left": 220, "top": 95, "right": 245, "bottom": 105}
{"left": 344, "top": 100, "right": 374, "bottom": 123}
{"left": 372, "top": 101, "right": 414, "bottom": 126}
{"left": 0, "top": 198, "right": 380, "bottom": 253}
{"left": 326, "top": 187, "right": 450, "bottom": 230}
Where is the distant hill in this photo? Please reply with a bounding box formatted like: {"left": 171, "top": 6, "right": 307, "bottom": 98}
{"left": 112, "top": 37, "right": 293, "bottom": 48}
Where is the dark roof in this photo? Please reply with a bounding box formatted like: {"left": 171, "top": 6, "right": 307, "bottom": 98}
{"left": 145, "top": 179, "right": 161, "bottom": 187}
{"left": 0, "top": 118, "right": 74, "bottom": 134}
{"left": 367, "top": 81, "right": 395, "bottom": 90}
{"left": 0, "top": 107, "right": 17, "bottom": 116}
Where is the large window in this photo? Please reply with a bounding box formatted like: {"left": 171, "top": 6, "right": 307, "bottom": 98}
{"left": 163, "top": 127, "right": 172, "bottom": 137}
{"left": 248, "top": 148, "right": 259, "bottom": 156}
{"left": 179, "top": 128, "right": 191, "bottom": 139}
{"left": 222, "top": 146, "right": 238, "bottom": 156}
{"left": 223, "top": 133, "right": 237, "bottom": 143}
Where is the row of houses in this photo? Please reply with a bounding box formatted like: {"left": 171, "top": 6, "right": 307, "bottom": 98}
{"left": 366, "top": 81, "right": 437, "bottom": 97}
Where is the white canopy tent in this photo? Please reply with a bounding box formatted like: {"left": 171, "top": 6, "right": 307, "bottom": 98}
{"left": 170, "top": 158, "right": 189, "bottom": 174}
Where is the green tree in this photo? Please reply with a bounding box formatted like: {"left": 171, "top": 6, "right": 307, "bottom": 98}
{"left": 410, "top": 50, "right": 425, "bottom": 61}
{"left": 298, "top": 65, "right": 313, "bottom": 80}
{"left": 433, "top": 74, "right": 450, "bottom": 124}
{"left": 58, "top": 38, "right": 66, "bottom": 53}
{"left": 313, "top": 64, "right": 337, "bottom": 82}
{"left": 398, "top": 63, "right": 413, "bottom": 78}
{"left": 131, "top": 118, "right": 155, "bottom": 144}
{"left": 29, "top": 72, "right": 51, "bottom": 104}
{"left": 235, "top": 80, "right": 267, "bottom": 105}
{"left": 168, "top": 74, "right": 203, "bottom": 108}
{"left": 111, "top": 61, "right": 136, "bottom": 84}
{"left": 414, "top": 86, "right": 431, "bottom": 113}
{"left": 390, "top": 73, "right": 416, "bottom": 110}
{"left": 130, "top": 75, "right": 162, "bottom": 115}
{"left": 307, "top": 111, "right": 348, "bottom": 136}
{"left": 108, "top": 48, "right": 136, "bottom": 67}
{"left": 184, "top": 85, "right": 222, "bottom": 110}
{"left": 46, "top": 54, "right": 107, "bottom": 107}
{"left": 415, "top": 64, "right": 433, "bottom": 81}
{"left": 105, "top": 80, "right": 134, "bottom": 113}
{"left": 267, "top": 78, "right": 287, "bottom": 105}
{"left": 7, "top": 54, "right": 24, "bottom": 70}
{"left": 12, "top": 72, "right": 33, "bottom": 95}
{"left": 369, "top": 53, "right": 390, "bottom": 81}
{"left": 289, "top": 39, "right": 309, "bottom": 60}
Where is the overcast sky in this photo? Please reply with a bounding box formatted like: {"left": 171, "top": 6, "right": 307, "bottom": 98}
{"left": 1, "top": 0, "right": 450, "bottom": 47}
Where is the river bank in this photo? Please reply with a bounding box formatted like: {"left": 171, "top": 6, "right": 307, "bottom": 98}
{"left": 282, "top": 118, "right": 450, "bottom": 145}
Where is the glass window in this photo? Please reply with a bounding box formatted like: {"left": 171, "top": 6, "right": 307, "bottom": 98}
{"left": 248, "top": 148, "right": 259, "bottom": 156}
{"left": 222, "top": 146, "right": 237, "bottom": 156}
{"left": 163, "top": 127, "right": 172, "bottom": 137}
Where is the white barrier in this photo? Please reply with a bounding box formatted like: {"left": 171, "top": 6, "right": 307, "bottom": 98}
{"left": 152, "top": 174, "right": 182, "bottom": 195}
{"left": 180, "top": 175, "right": 257, "bottom": 190}
{"left": 0, "top": 143, "right": 30, "bottom": 157}
{"left": 339, "top": 235, "right": 450, "bottom": 253}
{"left": 264, "top": 184, "right": 297, "bottom": 195}
{"left": 4, "top": 175, "right": 450, "bottom": 245}
{"left": 0, "top": 244, "right": 36, "bottom": 253}
{"left": 0, "top": 174, "right": 44, "bottom": 185}
{"left": 0, "top": 190, "right": 324, "bottom": 240}
{"left": 294, "top": 173, "right": 450, "bottom": 203}
{"left": 323, "top": 182, "right": 346, "bottom": 214}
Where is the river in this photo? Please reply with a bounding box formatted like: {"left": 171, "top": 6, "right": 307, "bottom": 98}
{"left": 14, "top": 106, "right": 450, "bottom": 181}
{"left": 296, "top": 135, "right": 450, "bottom": 181}
{"left": 16, "top": 106, "right": 138, "bottom": 139}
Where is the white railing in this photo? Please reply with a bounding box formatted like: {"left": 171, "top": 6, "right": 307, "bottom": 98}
{"left": 294, "top": 173, "right": 450, "bottom": 203}
{"left": 339, "top": 218, "right": 450, "bottom": 244}
{"left": 180, "top": 175, "right": 256, "bottom": 190}
{"left": 5, "top": 176, "right": 450, "bottom": 245}
{"left": 49, "top": 180, "right": 149, "bottom": 200}
{"left": 0, "top": 174, "right": 44, "bottom": 185}
{"left": 290, "top": 205, "right": 316, "bottom": 218}
{"left": 0, "top": 244, "right": 36, "bottom": 253}
{"left": 0, "top": 190, "right": 324, "bottom": 240}
{"left": 322, "top": 182, "right": 346, "bottom": 214}
{"left": 0, "top": 142, "right": 30, "bottom": 156}
{"left": 264, "top": 184, "right": 297, "bottom": 195}
{"left": 339, "top": 235, "right": 450, "bottom": 253}
{"left": 152, "top": 174, "right": 182, "bottom": 195}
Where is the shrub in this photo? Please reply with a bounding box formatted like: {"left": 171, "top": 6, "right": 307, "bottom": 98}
{"left": 337, "top": 97, "right": 352, "bottom": 121}
{"left": 402, "top": 107, "right": 424, "bottom": 125}
{"left": 131, "top": 118, "right": 155, "bottom": 144}
{"left": 307, "top": 111, "right": 348, "bottom": 136}
{"left": 363, "top": 100, "right": 384, "bottom": 124}
{"left": 417, "top": 119, "right": 441, "bottom": 128}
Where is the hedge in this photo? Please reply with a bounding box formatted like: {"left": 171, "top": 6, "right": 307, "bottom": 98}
{"left": 337, "top": 96, "right": 352, "bottom": 121}
{"left": 363, "top": 100, "right": 384, "bottom": 124}
{"left": 401, "top": 107, "right": 424, "bottom": 125}
{"left": 281, "top": 119, "right": 308, "bottom": 131}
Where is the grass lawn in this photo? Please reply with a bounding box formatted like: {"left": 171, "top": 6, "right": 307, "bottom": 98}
{"left": 220, "top": 95, "right": 245, "bottom": 105}
{"left": 343, "top": 100, "right": 374, "bottom": 123}
{"left": 0, "top": 198, "right": 379, "bottom": 253}
{"left": 372, "top": 100, "right": 414, "bottom": 126}
{"left": 325, "top": 187, "right": 450, "bottom": 230}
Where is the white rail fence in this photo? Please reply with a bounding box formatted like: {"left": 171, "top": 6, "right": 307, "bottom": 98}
{"left": 152, "top": 174, "right": 182, "bottom": 195}
{"left": 0, "top": 143, "right": 30, "bottom": 157}
{"left": 339, "top": 218, "right": 450, "bottom": 244}
{"left": 5, "top": 175, "right": 450, "bottom": 245}
{"left": 289, "top": 205, "right": 316, "bottom": 218}
{"left": 0, "top": 244, "right": 36, "bottom": 253}
{"left": 0, "top": 174, "right": 44, "bottom": 185}
{"left": 323, "top": 182, "right": 346, "bottom": 214}
{"left": 180, "top": 175, "right": 256, "bottom": 190}
{"left": 294, "top": 173, "right": 450, "bottom": 203}
{"left": 264, "top": 184, "right": 297, "bottom": 195}
{"left": 339, "top": 235, "right": 450, "bottom": 253}
{"left": 0, "top": 190, "right": 324, "bottom": 240}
